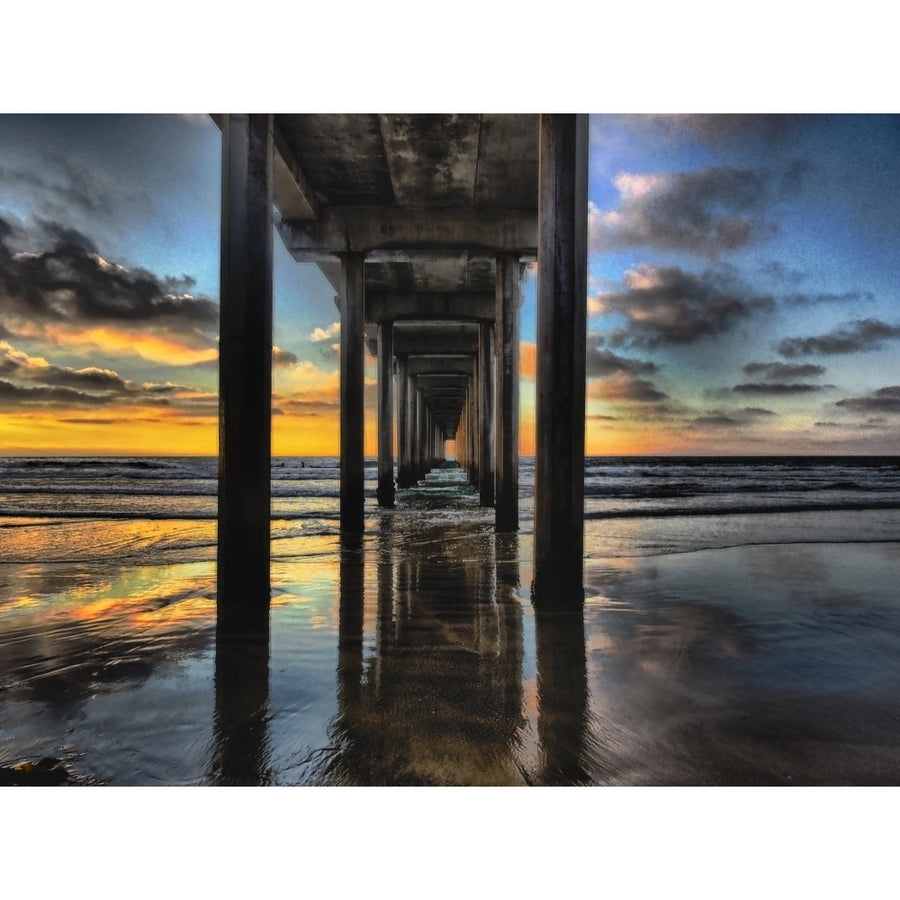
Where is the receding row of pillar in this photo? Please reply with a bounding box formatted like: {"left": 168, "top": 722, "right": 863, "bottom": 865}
{"left": 217, "top": 113, "right": 587, "bottom": 610}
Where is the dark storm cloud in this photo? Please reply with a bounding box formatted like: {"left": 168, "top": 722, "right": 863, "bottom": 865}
{"left": 836, "top": 386, "right": 900, "bottom": 414}
{"left": 592, "top": 165, "right": 783, "bottom": 257}
{"left": 586, "top": 343, "right": 658, "bottom": 378}
{"left": 743, "top": 362, "right": 826, "bottom": 380}
{"left": 0, "top": 215, "right": 218, "bottom": 333}
{"left": 777, "top": 319, "right": 900, "bottom": 357}
{"left": 594, "top": 264, "right": 775, "bottom": 348}
{"left": 733, "top": 382, "right": 827, "bottom": 395}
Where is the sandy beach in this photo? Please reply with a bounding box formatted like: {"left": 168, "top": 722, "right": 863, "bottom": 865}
{"left": 2, "top": 460, "right": 899, "bottom": 786}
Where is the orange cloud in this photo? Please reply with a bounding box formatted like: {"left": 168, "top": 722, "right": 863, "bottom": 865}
{"left": 19, "top": 323, "right": 218, "bottom": 366}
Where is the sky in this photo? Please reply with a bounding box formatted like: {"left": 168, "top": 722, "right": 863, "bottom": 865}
{"left": 0, "top": 113, "right": 898, "bottom": 456}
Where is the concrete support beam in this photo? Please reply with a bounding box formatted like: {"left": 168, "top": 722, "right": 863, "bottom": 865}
{"left": 478, "top": 321, "right": 494, "bottom": 507}
{"left": 376, "top": 321, "right": 395, "bottom": 508}
{"left": 392, "top": 323, "right": 479, "bottom": 356}
{"left": 217, "top": 113, "right": 274, "bottom": 613}
{"left": 494, "top": 253, "right": 521, "bottom": 532}
{"left": 396, "top": 356, "right": 411, "bottom": 489}
{"left": 365, "top": 292, "right": 495, "bottom": 323}
{"left": 279, "top": 206, "right": 537, "bottom": 260}
{"left": 532, "top": 114, "right": 588, "bottom": 606}
{"left": 340, "top": 252, "right": 366, "bottom": 533}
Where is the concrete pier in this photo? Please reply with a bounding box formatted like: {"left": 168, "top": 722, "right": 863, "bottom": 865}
{"left": 494, "top": 252, "right": 521, "bottom": 531}
{"left": 216, "top": 113, "right": 274, "bottom": 610}
{"left": 340, "top": 252, "right": 366, "bottom": 533}
{"left": 532, "top": 114, "right": 589, "bottom": 606}
{"left": 215, "top": 114, "right": 589, "bottom": 612}
{"left": 478, "top": 321, "right": 494, "bottom": 507}
{"left": 376, "top": 321, "right": 395, "bottom": 508}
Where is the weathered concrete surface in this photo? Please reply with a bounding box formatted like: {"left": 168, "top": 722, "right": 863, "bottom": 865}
{"left": 217, "top": 114, "right": 274, "bottom": 609}
{"left": 532, "top": 114, "right": 589, "bottom": 606}
{"left": 340, "top": 252, "right": 366, "bottom": 533}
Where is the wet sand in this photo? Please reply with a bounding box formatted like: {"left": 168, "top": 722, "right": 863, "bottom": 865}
{"left": 2, "top": 470, "right": 900, "bottom": 786}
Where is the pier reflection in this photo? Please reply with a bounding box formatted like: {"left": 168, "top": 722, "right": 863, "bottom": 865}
{"left": 209, "top": 604, "right": 272, "bottom": 786}
{"left": 535, "top": 608, "right": 593, "bottom": 784}
{"left": 206, "top": 517, "right": 598, "bottom": 785}
{"left": 323, "top": 521, "right": 528, "bottom": 785}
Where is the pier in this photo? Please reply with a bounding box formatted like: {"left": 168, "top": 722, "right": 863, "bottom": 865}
{"left": 216, "top": 114, "right": 588, "bottom": 610}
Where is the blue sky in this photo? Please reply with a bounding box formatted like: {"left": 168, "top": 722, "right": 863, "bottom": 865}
{"left": 0, "top": 112, "right": 897, "bottom": 454}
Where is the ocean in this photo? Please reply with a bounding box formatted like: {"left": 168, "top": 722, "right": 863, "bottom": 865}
{"left": 2, "top": 455, "right": 900, "bottom": 785}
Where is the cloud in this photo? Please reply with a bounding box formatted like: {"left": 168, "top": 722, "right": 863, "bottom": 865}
{"left": 590, "top": 165, "right": 778, "bottom": 257}
{"left": 0, "top": 215, "right": 219, "bottom": 363}
{"left": 782, "top": 290, "right": 875, "bottom": 307}
{"left": 0, "top": 148, "right": 149, "bottom": 228}
{"left": 591, "top": 263, "right": 775, "bottom": 347}
{"left": 0, "top": 339, "right": 214, "bottom": 411}
{"left": 691, "top": 406, "right": 777, "bottom": 428}
{"left": 742, "top": 362, "right": 826, "bottom": 379}
{"left": 272, "top": 346, "right": 299, "bottom": 368}
{"left": 777, "top": 319, "right": 900, "bottom": 357}
{"left": 310, "top": 322, "right": 340, "bottom": 342}
{"left": 733, "top": 382, "right": 827, "bottom": 395}
{"left": 835, "top": 386, "right": 900, "bottom": 414}
{"left": 587, "top": 371, "right": 668, "bottom": 403}
{"left": 616, "top": 114, "right": 811, "bottom": 150}
{"left": 586, "top": 341, "right": 658, "bottom": 379}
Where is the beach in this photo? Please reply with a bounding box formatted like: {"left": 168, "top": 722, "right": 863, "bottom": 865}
{"left": 1, "top": 456, "right": 900, "bottom": 785}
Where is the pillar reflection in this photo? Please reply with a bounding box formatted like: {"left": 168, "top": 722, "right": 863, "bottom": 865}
{"left": 324, "top": 517, "right": 526, "bottom": 785}
{"left": 534, "top": 606, "right": 593, "bottom": 785}
{"left": 209, "top": 604, "right": 271, "bottom": 786}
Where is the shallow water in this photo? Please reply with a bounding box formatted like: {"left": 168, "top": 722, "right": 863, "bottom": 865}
{"left": 2, "top": 462, "right": 900, "bottom": 785}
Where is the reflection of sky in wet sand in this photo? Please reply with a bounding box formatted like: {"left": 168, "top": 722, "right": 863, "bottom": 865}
{"left": 3, "top": 509, "right": 900, "bottom": 784}
{"left": 581, "top": 542, "right": 900, "bottom": 784}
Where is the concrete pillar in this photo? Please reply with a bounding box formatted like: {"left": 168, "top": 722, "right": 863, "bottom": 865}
{"left": 217, "top": 113, "right": 273, "bottom": 612}
{"left": 376, "top": 321, "right": 395, "bottom": 508}
{"left": 532, "top": 114, "right": 588, "bottom": 606}
{"left": 340, "top": 252, "right": 366, "bottom": 533}
{"left": 495, "top": 253, "right": 521, "bottom": 532}
{"left": 478, "top": 321, "right": 494, "bottom": 507}
{"left": 396, "top": 356, "right": 410, "bottom": 489}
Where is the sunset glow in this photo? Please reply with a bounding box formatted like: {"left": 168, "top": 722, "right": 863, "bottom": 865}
{"left": 1, "top": 114, "right": 898, "bottom": 457}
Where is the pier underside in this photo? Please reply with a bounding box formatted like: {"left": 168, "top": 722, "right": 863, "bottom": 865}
{"left": 216, "top": 114, "right": 587, "bottom": 610}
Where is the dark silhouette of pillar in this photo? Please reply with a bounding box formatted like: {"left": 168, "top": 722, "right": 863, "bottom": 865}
{"left": 340, "top": 252, "right": 366, "bottom": 533}
{"left": 495, "top": 252, "right": 521, "bottom": 532}
{"left": 217, "top": 113, "right": 273, "bottom": 609}
{"left": 376, "top": 321, "right": 395, "bottom": 508}
{"left": 533, "top": 114, "right": 588, "bottom": 606}
{"left": 535, "top": 607, "right": 591, "bottom": 784}
{"left": 396, "top": 355, "right": 410, "bottom": 489}
{"left": 211, "top": 612, "right": 271, "bottom": 785}
{"left": 478, "top": 321, "right": 494, "bottom": 507}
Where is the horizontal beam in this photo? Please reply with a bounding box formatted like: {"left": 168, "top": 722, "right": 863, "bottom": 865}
{"left": 279, "top": 206, "right": 537, "bottom": 260}
{"left": 272, "top": 124, "right": 320, "bottom": 221}
{"left": 393, "top": 324, "right": 479, "bottom": 356}
{"left": 405, "top": 356, "right": 474, "bottom": 376}
{"left": 366, "top": 292, "right": 494, "bottom": 323}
